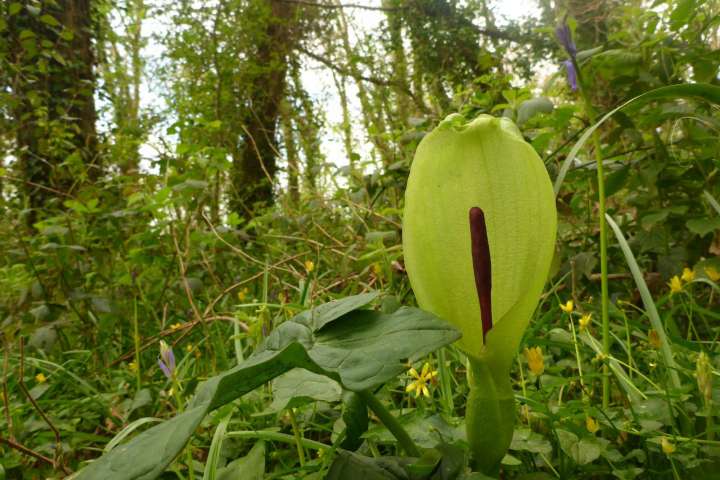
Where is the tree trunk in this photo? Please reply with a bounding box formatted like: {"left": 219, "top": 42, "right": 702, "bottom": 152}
{"left": 6, "top": 0, "right": 98, "bottom": 224}
{"left": 230, "top": 0, "right": 297, "bottom": 216}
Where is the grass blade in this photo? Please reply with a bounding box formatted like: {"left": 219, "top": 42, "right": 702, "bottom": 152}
{"left": 605, "top": 214, "right": 682, "bottom": 390}
{"left": 703, "top": 190, "right": 720, "bottom": 217}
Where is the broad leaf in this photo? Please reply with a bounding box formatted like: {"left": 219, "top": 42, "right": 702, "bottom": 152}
{"left": 269, "top": 368, "right": 342, "bottom": 411}
{"left": 77, "top": 301, "right": 458, "bottom": 480}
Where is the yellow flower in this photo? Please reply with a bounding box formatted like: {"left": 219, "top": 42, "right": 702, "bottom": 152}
{"left": 648, "top": 329, "right": 661, "bottom": 349}
{"left": 559, "top": 300, "right": 574, "bottom": 314}
{"left": 705, "top": 266, "right": 720, "bottom": 282}
{"left": 405, "top": 362, "right": 438, "bottom": 398}
{"left": 661, "top": 436, "right": 676, "bottom": 455}
{"left": 586, "top": 416, "right": 599, "bottom": 433}
{"left": 579, "top": 313, "right": 592, "bottom": 331}
{"left": 668, "top": 275, "right": 682, "bottom": 294}
{"left": 185, "top": 344, "right": 194, "bottom": 353}
{"left": 170, "top": 322, "right": 183, "bottom": 331}
{"left": 128, "top": 361, "right": 138, "bottom": 372}
{"left": 681, "top": 267, "right": 695, "bottom": 282}
{"left": 304, "top": 260, "right": 315, "bottom": 273}
{"left": 524, "top": 346, "right": 545, "bottom": 376}
{"left": 35, "top": 373, "right": 47, "bottom": 383}
{"left": 237, "top": 287, "right": 249, "bottom": 302}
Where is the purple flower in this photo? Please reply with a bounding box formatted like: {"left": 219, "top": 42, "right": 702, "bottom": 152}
{"left": 158, "top": 340, "right": 175, "bottom": 379}
{"left": 563, "top": 60, "right": 578, "bottom": 91}
{"left": 555, "top": 23, "right": 577, "bottom": 58}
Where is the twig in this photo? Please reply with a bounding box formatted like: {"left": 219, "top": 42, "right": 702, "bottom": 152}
{"left": 2, "top": 340, "right": 13, "bottom": 440}
{"left": 17, "top": 338, "right": 67, "bottom": 473}
{"left": 0, "top": 434, "right": 70, "bottom": 474}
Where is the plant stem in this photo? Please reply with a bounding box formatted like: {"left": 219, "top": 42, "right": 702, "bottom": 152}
{"left": 226, "top": 430, "right": 330, "bottom": 451}
{"left": 357, "top": 389, "right": 421, "bottom": 457}
{"left": 132, "top": 297, "right": 142, "bottom": 391}
{"left": 287, "top": 408, "right": 306, "bottom": 466}
{"left": 572, "top": 56, "right": 610, "bottom": 410}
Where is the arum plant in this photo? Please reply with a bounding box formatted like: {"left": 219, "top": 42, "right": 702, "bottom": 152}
{"left": 403, "top": 114, "right": 557, "bottom": 475}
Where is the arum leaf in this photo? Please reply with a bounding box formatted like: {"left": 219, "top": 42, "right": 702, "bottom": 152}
{"left": 77, "top": 301, "right": 457, "bottom": 480}
{"left": 269, "top": 368, "right": 342, "bottom": 411}
{"left": 217, "top": 441, "right": 265, "bottom": 480}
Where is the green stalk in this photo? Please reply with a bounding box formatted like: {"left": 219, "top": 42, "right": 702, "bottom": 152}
{"left": 357, "top": 390, "right": 420, "bottom": 457}
{"left": 572, "top": 56, "right": 611, "bottom": 409}
{"left": 465, "top": 357, "right": 515, "bottom": 476}
{"left": 287, "top": 408, "right": 306, "bottom": 466}
{"left": 226, "top": 430, "right": 330, "bottom": 451}
{"left": 132, "top": 297, "right": 141, "bottom": 391}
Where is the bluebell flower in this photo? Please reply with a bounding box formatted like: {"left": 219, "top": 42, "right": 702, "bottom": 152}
{"left": 158, "top": 340, "right": 175, "bottom": 379}
{"left": 563, "top": 60, "right": 578, "bottom": 91}
{"left": 555, "top": 23, "right": 577, "bottom": 57}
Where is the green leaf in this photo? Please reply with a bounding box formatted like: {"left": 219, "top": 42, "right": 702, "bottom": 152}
{"left": 686, "top": 217, "right": 720, "bottom": 236}
{"left": 304, "top": 307, "right": 460, "bottom": 391}
{"left": 326, "top": 451, "right": 411, "bottom": 480}
{"left": 517, "top": 98, "right": 553, "bottom": 125}
{"left": 9, "top": 2, "right": 22, "bottom": 15}
{"left": 606, "top": 214, "right": 681, "bottom": 391}
{"left": 39, "top": 14, "right": 60, "bottom": 27}
{"left": 554, "top": 84, "right": 720, "bottom": 195}
{"left": 556, "top": 430, "right": 606, "bottom": 465}
{"left": 77, "top": 301, "right": 458, "bottom": 480}
{"left": 76, "top": 342, "right": 313, "bottom": 480}
{"left": 217, "top": 441, "right": 265, "bottom": 480}
{"left": 269, "top": 368, "right": 342, "bottom": 411}
{"left": 294, "top": 292, "right": 379, "bottom": 331}
{"left": 670, "top": 0, "right": 695, "bottom": 30}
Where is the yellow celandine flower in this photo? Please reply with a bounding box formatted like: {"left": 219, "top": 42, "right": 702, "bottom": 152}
{"left": 185, "top": 344, "right": 194, "bottom": 353}
{"left": 648, "top": 329, "right": 661, "bottom": 349}
{"left": 681, "top": 267, "right": 695, "bottom": 282}
{"left": 304, "top": 260, "right": 315, "bottom": 273}
{"left": 35, "top": 373, "right": 47, "bottom": 383}
{"left": 559, "top": 300, "right": 574, "bottom": 314}
{"left": 705, "top": 266, "right": 720, "bottom": 282}
{"left": 668, "top": 275, "right": 683, "bottom": 294}
{"left": 237, "top": 287, "right": 249, "bottom": 302}
{"left": 579, "top": 313, "right": 592, "bottom": 331}
{"left": 586, "top": 416, "right": 599, "bottom": 434}
{"left": 661, "top": 436, "right": 676, "bottom": 455}
{"left": 405, "top": 362, "right": 438, "bottom": 398}
{"left": 170, "top": 323, "right": 183, "bottom": 331}
{"left": 524, "top": 346, "right": 545, "bottom": 376}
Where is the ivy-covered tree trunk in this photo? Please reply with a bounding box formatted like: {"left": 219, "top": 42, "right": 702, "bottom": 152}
{"left": 230, "top": 0, "right": 298, "bottom": 216}
{"left": 5, "top": 0, "right": 98, "bottom": 224}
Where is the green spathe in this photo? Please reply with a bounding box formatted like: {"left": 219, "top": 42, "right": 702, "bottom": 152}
{"left": 403, "top": 113, "right": 557, "bottom": 473}
{"left": 403, "top": 113, "right": 556, "bottom": 368}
